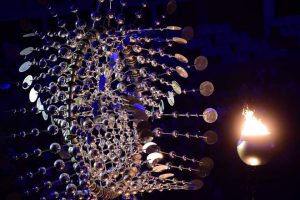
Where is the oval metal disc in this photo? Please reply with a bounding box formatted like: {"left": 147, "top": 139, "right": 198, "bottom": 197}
{"left": 29, "top": 87, "right": 38, "bottom": 102}
{"left": 42, "top": 111, "right": 48, "bottom": 121}
{"left": 166, "top": 26, "right": 182, "bottom": 31}
{"left": 152, "top": 164, "right": 169, "bottom": 173}
{"left": 159, "top": 100, "right": 165, "bottom": 113}
{"left": 199, "top": 81, "right": 214, "bottom": 96}
{"left": 194, "top": 56, "right": 208, "bottom": 71}
{"left": 182, "top": 26, "right": 195, "bottom": 41}
{"left": 20, "top": 47, "right": 34, "bottom": 56}
{"left": 23, "top": 33, "right": 37, "bottom": 38}
{"left": 147, "top": 152, "right": 163, "bottom": 165}
{"left": 171, "top": 81, "right": 182, "bottom": 95}
{"left": 167, "top": 91, "right": 175, "bottom": 106}
{"left": 175, "top": 53, "right": 189, "bottom": 63}
{"left": 19, "top": 61, "right": 32, "bottom": 73}
{"left": 159, "top": 173, "right": 174, "bottom": 179}
{"left": 176, "top": 66, "right": 189, "bottom": 78}
{"left": 173, "top": 37, "right": 188, "bottom": 45}
{"left": 22, "top": 75, "right": 33, "bottom": 90}
{"left": 36, "top": 98, "right": 43, "bottom": 114}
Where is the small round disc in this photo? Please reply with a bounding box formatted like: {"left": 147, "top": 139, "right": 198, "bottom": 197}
{"left": 159, "top": 100, "right": 165, "bottom": 113}
{"left": 199, "top": 81, "right": 214, "bottom": 96}
{"left": 194, "top": 56, "right": 208, "bottom": 71}
{"left": 29, "top": 87, "right": 38, "bottom": 102}
{"left": 203, "top": 130, "right": 218, "bottom": 145}
{"left": 19, "top": 61, "right": 32, "bottom": 73}
{"left": 182, "top": 26, "right": 194, "bottom": 41}
{"left": 188, "top": 179, "right": 204, "bottom": 190}
{"left": 159, "top": 173, "right": 174, "bottom": 179}
{"left": 166, "top": 26, "right": 182, "bottom": 31}
{"left": 167, "top": 91, "right": 175, "bottom": 106}
{"left": 22, "top": 75, "right": 33, "bottom": 90}
{"left": 171, "top": 81, "right": 182, "bottom": 95}
{"left": 173, "top": 37, "right": 188, "bottom": 45}
{"left": 175, "top": 53, "right": 189, "bottom": 63}
{"left": 203, "top": 108, "right": 218, "bottom": 123}
{"left": 152, "top": 165, "right": 169, "bottom": 173}
{"left": 176, "top": 66, "right": 189, "bottom": 78}
{"left": 20, "top": 47, "right": 34, "bottom": 56}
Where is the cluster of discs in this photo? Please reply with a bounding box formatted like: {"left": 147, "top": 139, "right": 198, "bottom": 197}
{"left": 14, "top": 0, "right": 218, "bottom": 199}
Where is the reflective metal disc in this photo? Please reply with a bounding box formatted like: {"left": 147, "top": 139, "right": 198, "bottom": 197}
{"left": 19, "top": 61, "right": 32, "bottom": 73}
{"left": 152, "top": 164, "right": 169, "bottom": 173}
{"left": 199, "top": 81, "right": 214, "bottom": 96}
{"left": 166, "top": 26, "right": 182, "bottom": 31}
{"left": 194, "top": 56, "right": 208, "bottom": 71}
{"left": 188, "top": 179, "right": 204, "bottom": 190}
{"left": 159, "top": 100, "right": 165, "bottom": 113}
{"left": 22, "top": 75, "right": 33, "bottom": 90}
{"left": 203, "top": 108, "right": 218, "bottom": 123}
{"left": 36, "top": 98, "right": 43, "bottom": 114}
{"left": 167, "top": 91, "right": 175, "bottom": 106}
{"left": 23, "top": 33, "right": 37, "bottom": 38}
{"left": 176, "top": 66, "right": 189, "bottom": 78}
{"left": 20, "top": 47, "right": 34, "bottom": 56}
{"left": 171, "top": 81, "right": 182, "bottom": 94}
{"left": 172, "top": 37, "right": 187, "bottom": 45}
{"left": 175, "top": 53, "right": 189, "bottom": 63}
{"left": 29, "top": 87, "right": 38, "bottom": 102}
{"left": 42, "top": 111, "right": 49, "bottom": 121}
{"left": 182, "top": 26, "right": 194, "bottom": 41}
{"left": 147, "top": 152, "right": 163, "bottom": 165}
{"left": 159, "top": 173, "right": 174, "bottom": 179}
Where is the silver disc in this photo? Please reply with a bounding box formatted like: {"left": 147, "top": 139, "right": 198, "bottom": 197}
{"left": 194, "top": 56, "right": 208, "bottom": 71}
{"left": 199, "top": 81, "right": 214, "bottom": 96}
{"left": 152, "top": 165, "right": 169, "bottom": 173}
{"left": 159, "top": 100, "right": 165, "bottom": 113}
{"left": 42, "top": 111, "right": 49, "bottom": 121}
{"left": 176, "top": 66, "right": 189, "bottom": 78}
{"left": 167, "top": 91, "right": 175, "bottom": 106}
{"left": 19, "top": 61, "right": 32, "bottom": 73}
{"left": 166, "top": 26, "right": 182, "bottom": 31}
{"left": 203, "top": 108, "right": 218, "bottom": 123}
{"left": 171, "top": 81, "right": 182, "bottom": 95}
{"left": 175, "top": 53, "right": 189, "bottom": 63}
{"left": 20, "top": 47, "right": 34, "bottom": 56}
{"left": 159, "top": 173, "right": 174, "bottom": 179}
{"left": 22, "top": 75, "right": 33, "bottom": 90}
{"left": 23, "top": 33, "right": 37, "bottom": 38}
{"left": 29, "top": 87, "right": 38, "bottom": 102}
{"left": 173, "top": 37, "right": 188, "bottom": 45}
{"left": 36, "top": 98, "right": 43, "bottom": 114}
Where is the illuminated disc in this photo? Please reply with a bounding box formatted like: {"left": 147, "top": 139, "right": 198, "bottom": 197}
{"left": 194, "top": 56, "right": 208, "bottom": 71}
{"left": 19, "top": 61, "right": 32, "bottom": 73}
{"left": 182, "top": 26, "right": 194, "bottom": 41}
{"left": 22, "top": 75, "right": 33, "bottom": 90}
{"left": 147, "top": 152, "right": 163, "bottom": 165}
{"left": 29, "top": 87, "right": 38, "bottom": 102}
{"left": 20, "top": 47, "right": 34, "bottom": 56}
{"left": 203, "top": 130, "right": 218, "bottom": 145}
{"left": 152, "top": 165, "right": 169, "bottom": 173}
{"left": 171, "top": 81, "right": 182, "bottom": 95}
{"left": 166, "top": 0, "right": 177, "bottom": 15}
{"left": 176, "top": 66, "right": 189, "bottom": 78}
{"left": 36, "top": 98, "right": 43, "bottom": 114}
{"left": 172, "top": 37, "right": 187, "bottom": 45}
{"left": 142, "top": 142, "right": 157, "bottom": 153}
{"left": 175, "top": 53, "right": 189, "bottom": 63}
{"left": 42, "top": 111, "right": 48, "bottom": 121}
{"left": 199, "top": 81, "right": 214, "bottom": 96}
{"left": 159, "top": 100, "right": 165, "bottom": 113}
{"left": 166, "top": 26, "right": 182, "bottom": 31}
{"left": 167, "top": 91, "right": 175, "bottom": 106}
{"left": 203, "top": 108, "right": 218, "bottom": 123}
{"left": 159, "top": 173, "right": 174, "bottom": 179}
{"left": 23, "top": 33, "right": 37, "bottom": 38}
{"left": 187, "top": 179, "right": 204, "bottom": 190}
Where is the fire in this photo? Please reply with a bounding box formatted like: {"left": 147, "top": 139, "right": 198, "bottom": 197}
{"left": 241, "top": 109, "right": 270, "bottom": 136}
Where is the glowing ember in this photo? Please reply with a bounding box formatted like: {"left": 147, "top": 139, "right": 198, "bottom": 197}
{"left": 241, "top": 109, "right": 270, "bottom": 136}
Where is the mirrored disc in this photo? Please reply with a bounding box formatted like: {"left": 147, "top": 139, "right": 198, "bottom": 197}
{"left": 142, "top": 142, "right": 157, "bottom": 153}
{"left": 36, "top": 98, "right": 43, "bottom": 114}
{"left": 152, "top": 164, "right": 169, "bottom": 173}
{"left": 188, "top": 179, "right": 204, "bottom": 190}
{"left": 42, "top": 111, "right": 48, "bottom": 121}
{"left": 20, "top": 47, "right": 34, "bottom": 56}
{"left": 147, "top": 152, "right": 163, "bottom": 165}
{"left": 176, "top": 66, "right": 189, "bottom": 78}
{"left": 159, "top": 173, "right": 174, "bottom": 179}
{"left": 203, "top": 108, "right": 218, "bottom": 123}
{"left": 22, "top": 75, "right": 33, "bottom": 90}
{"left": 172, "top": 37, "right": 187, "bottom": 45}
{"left": 194, "top": 56, "right": 208, "bottom": 71}
{"left": 166, "top": 0, "right": 177, "bottom": 15}
{"left": 23, "top": 33, "right": 37, "bottom": 38}
{"left": 171, "top": 81, "right": 182, "bottom": 95}
{"left": 19, "top": 61, "right": 32, "bottom": 73}
{"left": 199, "top": 81, "right": 214, "bottom": 96}
{"left": 166, "top": 26, "right": 182, "bottom": 31}
{"left": 159, "top": 100, "right": 165, "bottom": 113}
{"left": 29, "top": 87, "right": 38, "bottom": 102}
{"left": 175, "top": 53, "right": 189, "bottom": 63}
{"left": 182, "top": 26, "right": 194, "bottom": 41}
{"left": 167, "top": 91, "right": 175, "bottom": 106}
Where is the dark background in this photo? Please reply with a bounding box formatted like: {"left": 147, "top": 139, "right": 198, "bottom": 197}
{"left": 0, "top": 0, "right": 300, "bottom": 199}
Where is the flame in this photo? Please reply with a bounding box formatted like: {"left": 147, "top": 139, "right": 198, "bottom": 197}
{"left": 241, "top": 109, "right": 270, "bottom": 136}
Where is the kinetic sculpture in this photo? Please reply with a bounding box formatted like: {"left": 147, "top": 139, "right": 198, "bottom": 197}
{"left": 12, "top": 0, "right": 218, "bottom": 199}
